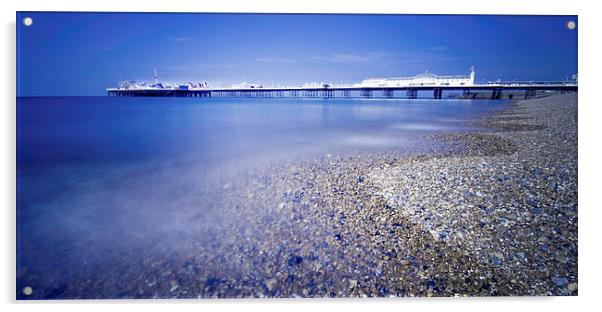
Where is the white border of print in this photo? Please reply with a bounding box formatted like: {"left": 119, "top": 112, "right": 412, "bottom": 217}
{"left": 2, "top": 1, "right": 599, "bottom": 312}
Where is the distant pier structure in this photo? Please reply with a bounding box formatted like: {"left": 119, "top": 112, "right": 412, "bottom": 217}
{"left": 107, "top": 68, "right": 577, "bottom": 100}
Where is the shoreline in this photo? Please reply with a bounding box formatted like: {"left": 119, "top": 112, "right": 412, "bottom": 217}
{"left": 17, "top": 93, "right": 578, "bottom": 299}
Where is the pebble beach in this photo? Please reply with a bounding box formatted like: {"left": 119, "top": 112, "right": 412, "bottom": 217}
{"left": 17, "top": 93, "right": 578, "bottom": 299}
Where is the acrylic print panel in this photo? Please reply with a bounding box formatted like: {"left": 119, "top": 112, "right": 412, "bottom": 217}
{"left": 16, "top": 12, "right": 578, "bottom": 299}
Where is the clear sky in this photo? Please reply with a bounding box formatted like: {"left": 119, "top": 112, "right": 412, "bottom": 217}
{"left": 16, "top": 12, "right": 577, "bottom": 96}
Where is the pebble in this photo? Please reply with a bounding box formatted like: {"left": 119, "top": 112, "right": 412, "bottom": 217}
{"left": 552, "top": 276, "right": 569, "bottom": 287}
{"left": 265, "top": 279, "right": 277, "bottom": 292}
{"left": 169, "top": 282, "right": 179, "bottom": 293}
{"left": 567, "top": 283, "right": 577, "bottom": 292}
{"left": 287, "top": 255, "right": 303, "bottom": 266}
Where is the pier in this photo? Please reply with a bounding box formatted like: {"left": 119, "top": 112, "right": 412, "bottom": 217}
{"left": 107, "top": 83, "right": 577, "bottom": 100}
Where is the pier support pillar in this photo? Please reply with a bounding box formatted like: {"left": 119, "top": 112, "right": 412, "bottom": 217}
{"left": 491, "top": 88, "right": 503, "bottom": 99}
{"left": 464, "top": 88, "right": 476, "bottom": 99}
{"left": 524, "top": 89, "right": 536, "bottom": 99}
{"left": 321, "top": 90, "right": 334, "bottom": 98}
{"left": 433, "top": 88, "right": 443, "bottom": 99}
{"left": 406, "top": 88, "right": 418, "bottom": 99}
{"left": 361, "top": 89, "right": 372, "bottom": 98}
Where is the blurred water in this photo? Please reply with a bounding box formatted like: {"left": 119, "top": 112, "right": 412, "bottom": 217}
{"left": 16, "top": 96, "right": 507, "bottom": 298}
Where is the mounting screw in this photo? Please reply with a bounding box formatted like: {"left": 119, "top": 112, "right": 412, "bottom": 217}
{"left": 22, "top": 17, "right": 33, "bottom": 27}
{"left": 22, "top": 286, "right": 33, "bottom": 296}
{"left": 566, "top": 20, "right": 576, "bottom": 30}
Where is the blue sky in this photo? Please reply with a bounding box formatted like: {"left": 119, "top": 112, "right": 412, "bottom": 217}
{"left": 17, "top": 13, "right": 577, "bottom": 96}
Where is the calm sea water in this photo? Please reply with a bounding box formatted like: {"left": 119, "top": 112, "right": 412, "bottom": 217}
{"left": 16, "top": 96, "right": 508, "bottom": 298}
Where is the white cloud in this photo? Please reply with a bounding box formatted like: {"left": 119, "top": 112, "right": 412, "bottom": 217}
{"left": 305, "top": 54, "right": 370, "bottom": 63}
{"left": 198, "top": 64, "right": 236, "bottom": 69}
{"left": 306, "top": 51, "right": 395, "bottom": 63}
{"left": 159, "top": 66, "right": 193, "bottom": 71}
{"left": 255, "top": 51, "right": 394, "bottom": 64}
{"left": 428, "top": 46, "right": 449, "bottom": 52}
{"left": 80, "top": 47, "right": 114, "bottom": 51}
{"left": 254, "top": 57, "right": 298, "bottom": 63}
{"left": 170, "top": 37, "right": 192, "bottom": 42}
